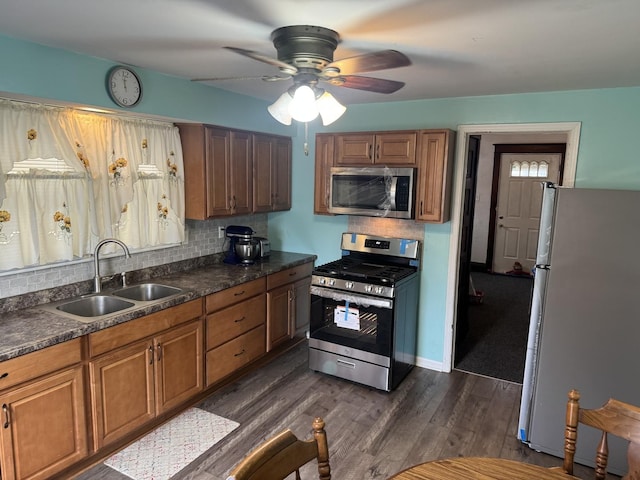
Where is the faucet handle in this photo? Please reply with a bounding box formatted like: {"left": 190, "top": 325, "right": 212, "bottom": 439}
{"left": 121, "top": 272, "right": 128, "bottom": 287}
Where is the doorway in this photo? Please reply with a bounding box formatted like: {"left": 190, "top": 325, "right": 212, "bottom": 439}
{"left": 443, "top": 123, "right": 580, "bottom": 376}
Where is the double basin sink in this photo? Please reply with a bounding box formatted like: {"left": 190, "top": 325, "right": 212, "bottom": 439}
{"left": 41, "top": 283, "right": 184, "bottom": 322}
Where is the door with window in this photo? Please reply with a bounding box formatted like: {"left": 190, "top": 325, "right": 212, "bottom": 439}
{"left": 491, "top": 145, "right": 564, "bottom": 274}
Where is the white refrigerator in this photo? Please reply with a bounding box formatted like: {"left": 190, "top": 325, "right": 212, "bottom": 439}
{"left": 517, "top": 183, "right": 640, "bottom": 475}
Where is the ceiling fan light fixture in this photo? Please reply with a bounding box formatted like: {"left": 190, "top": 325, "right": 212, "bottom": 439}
{"left": 316, "top": 91, "right": 346, "bottom": 125}
{"left": 267, "top": 91, "right": 293, "bottom": 125}
{"left": 289, "top": 84, "right": 319, "bottom": 122}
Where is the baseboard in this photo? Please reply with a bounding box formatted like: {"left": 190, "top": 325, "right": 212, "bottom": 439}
{"left": 415, "top": 355, "right": 447, "bottom": 372}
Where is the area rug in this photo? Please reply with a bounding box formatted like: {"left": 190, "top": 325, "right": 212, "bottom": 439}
{"left": 104, "top": 408, "right": 239, "bottom": 480}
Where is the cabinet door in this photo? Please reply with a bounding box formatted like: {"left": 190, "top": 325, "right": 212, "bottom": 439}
{"left": 335, "top": 133, "right": 375, "bottom": 165}
{"left": 376, "top": 132, "right": 417, "bottom": 165}
{"left": 273, "top": 136, "right": 292, "bottom": 211}
{"left": 230, "top": 130, "right": 253, "bottom": 215}
{"left": 252, "top": 134, "right": 274, "bottom": 213}
{"left": 205, "top": 127, "right": 233, "bottom": 217}
{"left": 292, "top": 276, "right": 311, "bottom": 337}
{"left": 415, "top": 130, "right": 455, "bottom": 223}
{"left": 314, "top": 134, "right": 335, "bottom": 215}
{"left": 90, "top": 340, "right": 155, "bottom": 450}
{"left": 267, "top": 283, "right": 293, "bottom": 351}
{"left": 0, "top": 367, "right": 87, "bottom": 480}
{"left": 154, "top": 321, "right": 203, "bottom": 414}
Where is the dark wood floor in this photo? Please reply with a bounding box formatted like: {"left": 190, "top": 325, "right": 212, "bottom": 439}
{"left": 77, "top": 342, "right": 608, "bottom": 479}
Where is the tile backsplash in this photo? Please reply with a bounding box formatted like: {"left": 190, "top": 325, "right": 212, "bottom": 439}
{"left": 348, "top": 216, "right": 425, "bottom": 241}
{"left": 0, "top": 215, "right": 267, "bottom": 298}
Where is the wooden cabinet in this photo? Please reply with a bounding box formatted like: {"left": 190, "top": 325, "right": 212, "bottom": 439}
{"left": 0, "top": 339, "right": 87, "bottom": 480}
{"left": 335, "top": 131, "right": 417, "bottom": 165}
{"left": 314, "top": 133, "right": 335, "bottom": 215}
{"left": 177, "top": 124, "right": 253, "bottom": 219}
{"left": 314, "top": 129, "right": 454, "bottom": 222}
{"left": 204, "top": 278, "right": 266, "bottom": 387}
{"left": 415, "top": 130, "right": 456, "bottom": 223}
{"left": 88, "top": 300, "right": 203, "bottom": 449}
{"left": 266, "top": 262, "right": 313, "bottom": 351}
{"left": 253, "top": 133, "right": 292, "bottom": 213}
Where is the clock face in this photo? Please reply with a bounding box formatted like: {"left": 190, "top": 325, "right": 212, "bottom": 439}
{"left": 107, "top": 67, "right": 142, "bottom": 107}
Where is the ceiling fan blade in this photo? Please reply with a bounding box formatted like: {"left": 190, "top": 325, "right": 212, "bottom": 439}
{"left": 224, "top": 46, "right": 298, "bottom": 74}
{"left": 329, "top": 75, "right": 406, "bottom": 94}
{"left": 191, "top": 74, "right": 291, "bottom": 82}
{"left": 324, "top": 50, "right": 411, "bottom": 75}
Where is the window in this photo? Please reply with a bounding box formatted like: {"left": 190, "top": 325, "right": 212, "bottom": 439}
{"left": 509, "top": 159, "right": 550, "bottom": 178}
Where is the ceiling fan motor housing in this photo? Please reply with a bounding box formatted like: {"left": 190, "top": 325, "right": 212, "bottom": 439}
{"left": 271, "top": 25, "right": 340, "bottom": 72}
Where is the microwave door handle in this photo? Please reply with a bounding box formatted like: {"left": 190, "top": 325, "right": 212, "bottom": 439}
{"left": 388, "top": 176, "right": 398, "bottom": 211}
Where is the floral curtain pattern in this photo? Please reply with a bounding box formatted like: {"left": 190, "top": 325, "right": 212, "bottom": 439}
{"left": 0, "top": 99, "right": 185, "bottom": 271}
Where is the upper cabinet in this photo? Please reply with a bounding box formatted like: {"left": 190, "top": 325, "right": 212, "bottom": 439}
{"left": 253, "top": 134, "right": 292, "bottom": 213}
{"left": 315, "top": 129, "right": 455, "bottom": 223}
{"left": 177, "top": 124, "right": 291, "bottom": 219}
{"left": 335, "top": 131, "right": 417, "bottom": 166}
{"left": 314, "top": 134, "right": 335, "bottom": 215}
{"left": 415, "top": 130, "right": 455, "bottom": 223}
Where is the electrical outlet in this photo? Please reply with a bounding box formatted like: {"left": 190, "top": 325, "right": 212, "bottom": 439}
{"left": 218, "top": 226, "right": 225, "bottom": 239}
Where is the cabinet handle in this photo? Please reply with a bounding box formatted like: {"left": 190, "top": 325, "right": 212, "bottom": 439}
{"left": 420, "top": 200, "right": 424, "bottom": 216}
{"left": 0, "top": 372, "right": 8, "bottom": 380}
{"left": 289, "top": 271, "right": 297, "bottom": 277}
{"left": 149, "top": 345, "right": 154, "bottom": 364}
{"left": 234, "top": 348, "right": 245, "bottom": 357}
{"left": 368, "top": 144, "right": 373, "bottom": 160}
{"left": 3, "top": 403, "right": 9, "bottom": 429}
{"left": 234, "top": 290, "right": 245, "bottom": 296}
{"left": 157, "top": 344, "right": 162, "bottom": 362}
{"left": 376, "top": 143, "right": 380, "bottom": 160}
{"left": 234, "top": 316, "right": 246, "bottom": 323}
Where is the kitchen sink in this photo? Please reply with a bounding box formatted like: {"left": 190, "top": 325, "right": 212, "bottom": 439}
{"left": 112, "top": 283, "right": 182, "bottom": 302}
{"left": 55, "top": 295, "right": 135, "bottom": 318}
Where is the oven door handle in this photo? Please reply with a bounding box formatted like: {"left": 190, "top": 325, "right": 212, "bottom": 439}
{"left": 310, "top": 286, "right": 393, "bottom": 309}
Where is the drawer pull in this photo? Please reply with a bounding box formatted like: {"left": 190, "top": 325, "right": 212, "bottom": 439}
{"left": 3, "top": 403, "right": 9, "bottom": 429}
{"left": 0, "top": 372, "right": 8, "bottom": 380}
{"left": 234, "top": 290, "right": 245, "bottom": 296}
{"left": 289, "top": 271, "right": 297, "bottom": 277}
{"left": 234, "top": 316, "right": 246, "bottom": 323}
{"left": 336, "top": 359, "right": 356, "bottom": 369}
{"left": 234, "top": 348, "right": 245, "bottom": 357}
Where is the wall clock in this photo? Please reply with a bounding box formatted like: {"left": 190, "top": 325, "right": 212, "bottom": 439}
{"left": 107, "top": 66, "right": 142, "bottom": 108}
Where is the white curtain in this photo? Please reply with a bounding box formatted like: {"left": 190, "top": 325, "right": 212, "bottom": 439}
{"left": 0, "top": 99, "right": 185, "bottom": 270}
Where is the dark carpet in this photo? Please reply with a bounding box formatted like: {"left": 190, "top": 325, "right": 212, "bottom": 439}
{"left": 454, "top": 272, "right": 533, "bottom": 383}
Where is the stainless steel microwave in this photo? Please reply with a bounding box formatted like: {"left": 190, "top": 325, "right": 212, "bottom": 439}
{"left": 328, "top": 167, "right": 416, "bottom": 219}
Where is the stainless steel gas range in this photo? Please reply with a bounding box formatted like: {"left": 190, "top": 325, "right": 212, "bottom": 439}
{"left": 308, "top": 232, "right": 421, "bottom": 391}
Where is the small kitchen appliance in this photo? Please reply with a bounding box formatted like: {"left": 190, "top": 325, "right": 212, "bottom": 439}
{"left": 254, "top": 236, "right": 271, "bottom": 258}
{"left": 224, "top": 225, "right": 260, "bottom": 265}
{"left": 309, "top": 232, "right": 421, "bottom": 391}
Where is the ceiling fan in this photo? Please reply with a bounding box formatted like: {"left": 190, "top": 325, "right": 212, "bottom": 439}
{"left": 194, "top": 25, "right": 411, "bottom": 125}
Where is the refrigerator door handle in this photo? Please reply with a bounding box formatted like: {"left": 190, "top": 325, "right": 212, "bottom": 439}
{"left": 535, "top": 264, "right": 550, "bottom": 270}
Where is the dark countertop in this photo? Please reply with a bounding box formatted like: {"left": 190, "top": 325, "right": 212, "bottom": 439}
{"left": 0, "top": 251, "right": 316, "bottom": 362}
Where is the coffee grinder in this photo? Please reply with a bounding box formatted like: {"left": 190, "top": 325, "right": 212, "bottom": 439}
{"left": 224, "top": 225, "right": 258, "bottom": 265}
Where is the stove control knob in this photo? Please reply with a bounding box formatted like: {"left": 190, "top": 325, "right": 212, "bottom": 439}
{"left": 345, "top": 281, "right": 354, "bottom": 289}
{"left": 319, "top": 278, "right": 326, "bottom": 285}
{"left": 328, "top": 279, "right": 336, "bottom": 286}
{"left": 364, "top": 285, "right": 373, "bottom": 293}
{"left": 375, "top": 286, "right": 384, "bottom": 294}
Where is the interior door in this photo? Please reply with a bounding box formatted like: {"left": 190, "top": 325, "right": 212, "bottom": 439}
{"left": 491, "top": 146, "right": 563, "bottom": 274}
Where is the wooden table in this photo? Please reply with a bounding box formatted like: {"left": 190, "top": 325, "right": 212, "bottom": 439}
{"left": 388, "top": 457, "right": 580, "bottom": 479}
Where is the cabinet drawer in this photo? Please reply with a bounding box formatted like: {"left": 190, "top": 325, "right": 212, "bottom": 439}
{"left": 0, "top": 338, "right": 82, "bottom": 391}
{"left": 89, "top": 300, "right": 203, "bottom": 357}
{"left": 205, "top": 325, "right": 265, "bottom": 387}
{"left": 206, "top": 293, "right": 266, "bottom": 350}
{"left": 205, "top": 277, "right": 266, "bottom": 313}
{"left": 267, "top": 262, "right": 313, "bottom": 290}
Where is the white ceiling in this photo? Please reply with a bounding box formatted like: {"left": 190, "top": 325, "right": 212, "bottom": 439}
{"left": 2, "top": 0, "right": 640, "bottom": 106}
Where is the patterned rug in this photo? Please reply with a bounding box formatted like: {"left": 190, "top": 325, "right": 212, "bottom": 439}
{"left": 104, "top": 408, "right": 239, "bottom": 480}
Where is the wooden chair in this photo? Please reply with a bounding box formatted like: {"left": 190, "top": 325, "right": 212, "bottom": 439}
{"left": 561, "top": 389, "right": 640, "bottom": 479}
{"left": 227, "top": 417, "right": 331, "bottom": 480}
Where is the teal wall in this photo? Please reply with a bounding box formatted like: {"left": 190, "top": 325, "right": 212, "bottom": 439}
{"left": 3, "top": 34, "right": 640, "bottom": 366}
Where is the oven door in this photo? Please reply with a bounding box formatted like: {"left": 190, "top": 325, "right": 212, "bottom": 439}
{"left": 309, "top": 286, "right": 394, "bottom": 358}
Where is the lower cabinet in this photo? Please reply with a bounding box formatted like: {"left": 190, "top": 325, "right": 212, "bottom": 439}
{"left": 0, "top": 340, "right": 87, "bottom": 480}
{"left": 204, "top": 278, "right": 266, "bottom": 387}
{"left": 266, "top": 262, "right": 313, "bottom": 351}
{"left": 88, "top": 301, "right": 203, "bottom": 450}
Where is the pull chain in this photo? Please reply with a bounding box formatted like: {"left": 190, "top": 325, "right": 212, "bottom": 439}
{"left": 304, "top": 122, "right": 309, "bottom": 156}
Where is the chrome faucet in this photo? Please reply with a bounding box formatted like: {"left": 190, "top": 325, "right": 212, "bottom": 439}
{"left": 94, "top": 238, "right": 131, "bottom": 292}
